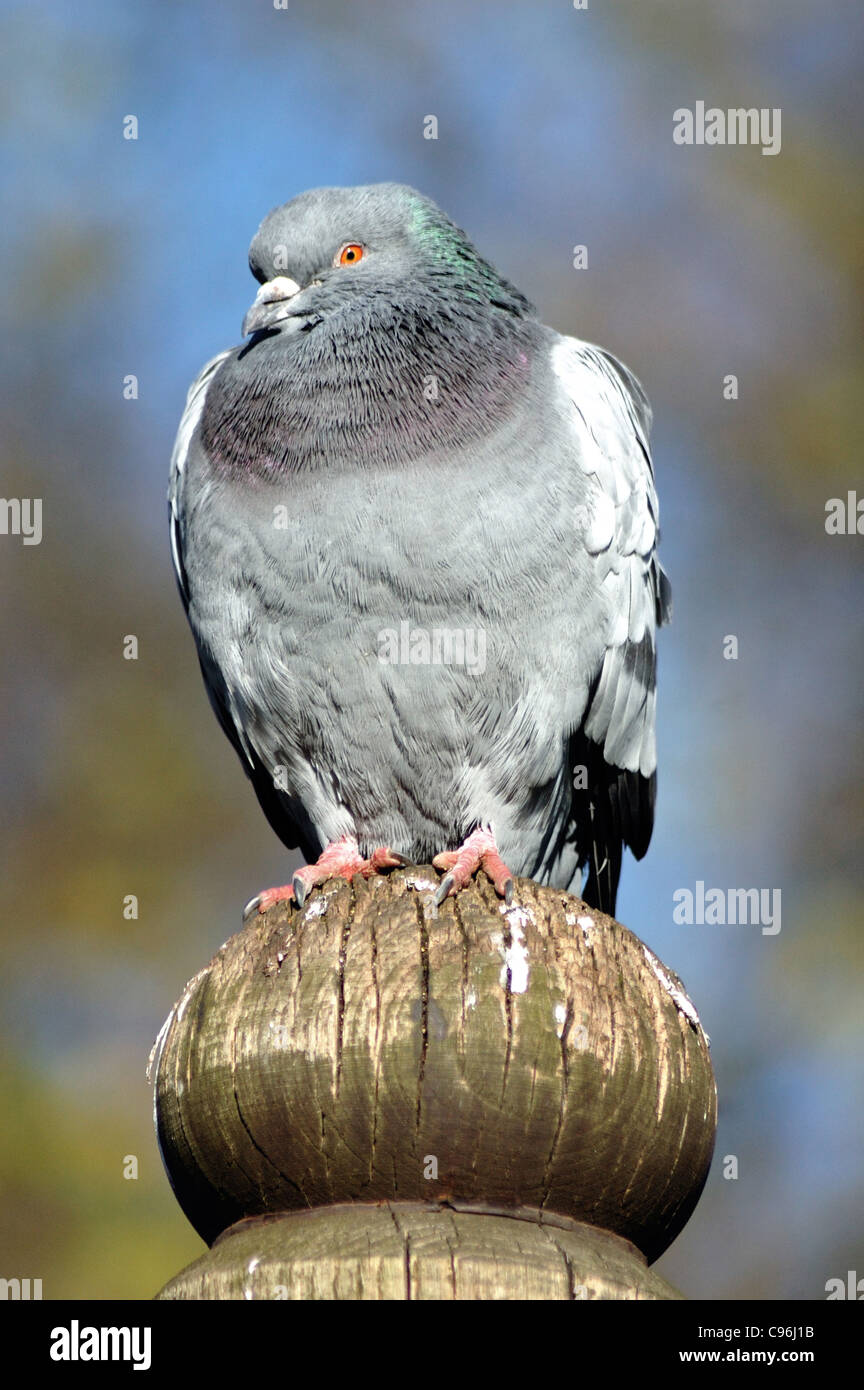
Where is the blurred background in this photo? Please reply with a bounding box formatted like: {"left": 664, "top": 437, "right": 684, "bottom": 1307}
{"left": 1, "top": 0, "right": 862, "bottom": 1299}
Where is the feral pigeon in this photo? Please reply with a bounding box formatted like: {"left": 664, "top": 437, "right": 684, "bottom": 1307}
{"left": 169, "top": 183, "right": 670, "bottom": 917}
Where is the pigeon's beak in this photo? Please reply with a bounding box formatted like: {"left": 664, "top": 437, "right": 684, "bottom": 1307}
{"left": 242, "top": 276, "right": 302, "bottom": 336}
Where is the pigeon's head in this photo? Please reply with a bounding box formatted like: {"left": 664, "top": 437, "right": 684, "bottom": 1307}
{"left": 241, "top": 182, "right": 533, "bottom": 337}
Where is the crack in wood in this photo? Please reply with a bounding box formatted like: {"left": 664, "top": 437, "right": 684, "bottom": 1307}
{"left": 414, "top": 892, "right": 430, "bottom": 1138}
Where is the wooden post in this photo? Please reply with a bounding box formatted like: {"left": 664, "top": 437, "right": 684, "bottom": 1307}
{"left": 150, "top": 866, "right": 716, "bottom": 1300}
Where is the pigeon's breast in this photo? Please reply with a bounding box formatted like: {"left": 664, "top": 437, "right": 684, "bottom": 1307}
{"left": 183, "top": 378, "right": 607, "bottom": 854}
{"left": 199, "top": 309, "right": 543, "bottom": 482}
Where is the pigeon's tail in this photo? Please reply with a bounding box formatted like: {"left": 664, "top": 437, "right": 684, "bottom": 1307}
{"left": 582, "top": 814, "right": 623, "bottom": 918}
{"left": 570, "top": 735, "right": 657, "bottom": 919}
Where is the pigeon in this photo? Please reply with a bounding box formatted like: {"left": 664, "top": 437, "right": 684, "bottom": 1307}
{"left": 169, "top": 183, "right": 671, "bottom": 919}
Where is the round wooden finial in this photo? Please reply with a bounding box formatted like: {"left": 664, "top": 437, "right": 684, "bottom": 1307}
{"left": 151, "top": 867, "right": 715, "bottom": 1282}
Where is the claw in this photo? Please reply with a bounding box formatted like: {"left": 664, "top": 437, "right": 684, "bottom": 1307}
{"left": 432, "top": 828, "right": 517, "bottom": 906}
{"left": 242, "top": 893, "right": 262, "bottom": 922}
{"left": 246, "top": 835, "right": 407, "bottom": 920}
{"left": 434, "top": 872, "right": 456, "bottom": 906}
{"left": 292, "top": 872, "right": 309, "bottom": 909}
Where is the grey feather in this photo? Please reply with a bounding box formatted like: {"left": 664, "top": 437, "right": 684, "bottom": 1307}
{"left": 169, "top": 183, "right": 670, "bottom": 915}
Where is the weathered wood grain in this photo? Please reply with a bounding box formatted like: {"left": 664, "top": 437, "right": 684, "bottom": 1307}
{"left": 155, "top": 1202, "right": 684, "bottom": 1301}
{"left": 150, "top": 867, "right": 716, "bottom": 1264}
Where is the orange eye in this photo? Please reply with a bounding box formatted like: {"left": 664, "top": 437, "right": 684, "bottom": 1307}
{"left": 336, "top": 242, "right": 364, "bottom": 266}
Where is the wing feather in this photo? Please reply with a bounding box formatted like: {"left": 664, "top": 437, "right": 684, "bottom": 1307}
{"left": 552, "top": 336, "right": 671, "bottom": 913}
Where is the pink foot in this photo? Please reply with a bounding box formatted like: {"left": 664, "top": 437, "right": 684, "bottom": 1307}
{"left": 243, "top": 836, "right": 408, "bottom": 919}
{"left": 432, "top": 827, "right": 515, "bottom": 906}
